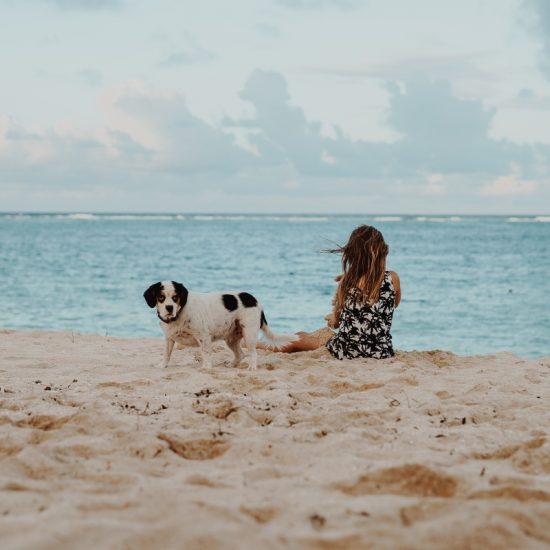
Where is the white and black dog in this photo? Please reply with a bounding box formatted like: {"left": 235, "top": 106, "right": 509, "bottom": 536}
{"left": 144, "top": 281, "right": 296, "bottom": 370}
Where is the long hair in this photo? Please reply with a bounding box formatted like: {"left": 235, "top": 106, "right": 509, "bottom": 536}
{"left": 330, "top": 225, "right": 389, "bottom": 323}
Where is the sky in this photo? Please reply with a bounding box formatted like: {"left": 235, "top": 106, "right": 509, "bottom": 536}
{"left": 1, "top": 0, "right": 550, "bottom": 214}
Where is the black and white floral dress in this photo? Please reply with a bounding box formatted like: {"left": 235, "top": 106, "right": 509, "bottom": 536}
{"left": 326, "top": 271, "right": 395, "bottom": 359}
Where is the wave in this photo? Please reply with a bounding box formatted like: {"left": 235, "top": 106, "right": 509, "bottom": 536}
{"left": 190, "top": 215, "right": 330, "bottom": 222}
{"left": 507, "top": 216, "right": 550, "bottom": 223}
{"left": 107, "top": 214, "right": 185, "bottom": 221}
{"left": 2, "top": 213, "right": 329, "bottom": 222}
{"left": 373, "top": 216, "right": 402, "bottom": 222}
{"left": 415, "top": 216, "right": 462, "bottom": 222}
{"left": 58, "top": 213, "right": 98, "bottom": 220}
{"left": 1, "top": 214, "right": 33, "bottom": 220}
{"left": 287, "top": 216, "right": 330, "bottom": 222}
{"left": 48, "top": 213, "right": 186, "bottom": 221}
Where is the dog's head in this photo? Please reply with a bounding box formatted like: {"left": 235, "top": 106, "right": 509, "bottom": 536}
{"left": 143, "top": 281, "right": 189, "bottom": 323}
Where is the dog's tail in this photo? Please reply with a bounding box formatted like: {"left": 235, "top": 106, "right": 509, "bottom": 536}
{"left": 259, "top": 311, "right": 298, "bottom": 349}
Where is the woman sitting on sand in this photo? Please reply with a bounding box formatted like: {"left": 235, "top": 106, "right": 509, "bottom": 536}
{"left": 258, "top": 224, "right": 401, "bottom": 359}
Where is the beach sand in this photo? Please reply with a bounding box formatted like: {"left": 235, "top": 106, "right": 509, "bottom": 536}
{"left": 1, "top": 329, "right": 549, "bottom": 549}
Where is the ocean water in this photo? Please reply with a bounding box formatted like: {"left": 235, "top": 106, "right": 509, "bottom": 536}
{"left": 0, "top": 213, "right": 549, "bottom": 357}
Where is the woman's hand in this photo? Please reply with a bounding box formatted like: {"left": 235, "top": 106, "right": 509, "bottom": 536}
{"left": 324, "top": 313, "right": 339, "bottom": 329}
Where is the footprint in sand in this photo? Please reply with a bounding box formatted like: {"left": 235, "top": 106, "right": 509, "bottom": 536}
{"left": 327, "top": 381, "right": 384, "bottom": 397}
{"left": 157, "top": 433, "right": 230, "bottom": 460}
{"left": 239, "top": 505, "right": 278, "bottom": 524}
{"left": 468, "top": 487, "right": 550, "bottom": 502}
{"left": 15, "top": 414, "right": 74, "bottom": 431}
{"left": 192, "top": 399, "right": 238, "bottom": 420}
{"left": 186, "top": 474, "right": 226, "bottom": 488}
{"left": 334, "top": 464, "right": 458, "bottom": 498}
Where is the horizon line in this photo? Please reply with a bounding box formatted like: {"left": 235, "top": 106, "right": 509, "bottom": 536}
{"left": 1, "top": 211, "right": 549, "bottom": 217}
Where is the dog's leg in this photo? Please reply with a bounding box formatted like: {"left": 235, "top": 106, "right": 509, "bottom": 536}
{"left": 243, "top": 331, "right": 258, "bottom": 371}
{"left": 225, "top": 320, "right": 244, "bottom": 368}
{"left": 163, "top": 338, "right": 175, "bottom": 368}
{"left": 225, "top": 336, "right": 243, "bottom": 368}
{"left": 198, "top": 337, "right": 213, "bottom": 369}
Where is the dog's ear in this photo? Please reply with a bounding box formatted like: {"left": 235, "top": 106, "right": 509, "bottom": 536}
{"left": 144, "top": 282, "right": 162, "bottom": 308}
{"left": 172, "top": 281, "right": 189, "bottom": 308}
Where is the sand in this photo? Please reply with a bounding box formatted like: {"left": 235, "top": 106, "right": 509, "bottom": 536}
{"left": 0, "top": 329, "right": 549, "bottom": 549}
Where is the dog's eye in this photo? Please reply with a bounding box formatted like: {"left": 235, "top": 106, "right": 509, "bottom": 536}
{"left": 173, "top": 296, "right": 179, "bottom": 302}
{"left": 158, "top": 296, "right": 165, "bottom": 303}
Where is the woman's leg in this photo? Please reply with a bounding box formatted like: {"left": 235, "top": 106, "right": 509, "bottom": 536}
{"left": 255, "top": 331, "right": 324, "bottom": 353}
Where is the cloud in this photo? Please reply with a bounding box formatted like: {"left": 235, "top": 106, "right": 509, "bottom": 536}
{"left": 1, "top": 70, "right": 549, "bottom": 212}
{"left": 79, "top": 69, "right": 103, "bottom": 88}
{"left": 0, "top": 82, "right": 252, "bottom": 195}
{"left": 303, "top": 53, "right": 490, "bottom": 81}
{"left": 480, "top": 166, "right": 538, "bottom": 196}
{"left": 0, "top": 0, "right": 124, "bottom": 13}
{"left": 226, "top": 69, "right": 548, "bottom": 179}
{"left": 424, "top": 174, "right": 446, "bottom": 195}
{"left": 275, "top": 0, "right": 360, "bottom": 9}
{"left": 159, "top": 48, "right": 216, "bottom": 66}
{"left": 527, "top": 0, "right": 550, "bottom": 77}
{"left": 101, "top": 82, "right": 255, "bottom": 176}
{"left": 0, "top": 115, "right": 118, "bottom": 193}
{"left": 41, "top": 0, "right": 124, "bottom": 10}
{"left": 154, "top": 32, "right": 218, "bottom": 67}
{"left": 506, "top": 87, "right": 550, "bottom": 110}
{"left": 254, "top": 22, "right": 280, "bottom": 38}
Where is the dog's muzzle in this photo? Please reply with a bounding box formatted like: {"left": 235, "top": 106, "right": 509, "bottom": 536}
{"left": 157, "top": 309, "right": 181, "bottom": 324}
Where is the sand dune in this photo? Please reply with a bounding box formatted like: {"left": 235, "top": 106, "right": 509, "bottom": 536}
{"left": 1, "top": 329, "right": 549, "bottom": 549}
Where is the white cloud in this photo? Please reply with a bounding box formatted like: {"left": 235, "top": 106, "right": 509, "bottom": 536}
{"left": 528, "top": 0, "right": 550, "bottom": 78}
{"left": 275, "top": 0, "right": 360, "bottom": 9}
{"left": 1, "top": 70, "right": 550, "bottom": 213}
{"left": 321, "top": 150, "right": 337, "bottom": 165}
{"left": 480, "top": 166, "right": 538, "bottom": 196}
{"left": 303, "top": 53, "right": 491, "bottom": 81}
{"left": 424, "top": 173, "right": 447, "bottom": 195}
{"left": 506, "top": 87, "right": 550, "bottom": 110}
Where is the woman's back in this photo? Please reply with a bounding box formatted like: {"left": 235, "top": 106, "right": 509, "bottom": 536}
{"left": 327, "top": 270, "right": 396, "bottom": 359}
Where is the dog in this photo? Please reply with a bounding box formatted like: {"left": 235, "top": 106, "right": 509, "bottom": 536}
{"left": 143, "top": 281, "right": 296, "bottom": 370}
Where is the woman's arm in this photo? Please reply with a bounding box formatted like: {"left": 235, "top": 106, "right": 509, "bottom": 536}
{"left": 325, "top": 273, "right": 344, "bottom": 328}
{"left": 390, "top": 271, "right": 401, "bottom": 307}
{"left": 324, "top": 312, "right": 339, "bottom": 328}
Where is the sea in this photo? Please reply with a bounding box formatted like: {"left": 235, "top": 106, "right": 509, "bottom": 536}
{"left": 1, "top": 213, "right": 549, "bottom": 358}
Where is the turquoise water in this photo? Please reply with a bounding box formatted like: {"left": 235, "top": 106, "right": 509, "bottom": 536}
{"left": 0, "top": 213, "right": 549, "bottom": 357}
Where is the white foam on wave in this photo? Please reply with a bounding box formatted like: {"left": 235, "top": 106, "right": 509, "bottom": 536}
{"left": 43, "top": 213, "right": 189, "bottom": 221}
{"left": 106, "top": 215, "right": 181, "bottom": 221}
{"left": 507, "top": 216, "right": 550, "bottom": 223}
{"left": 415, "top": 216, "right": 462, "bottom": 222}
{"left": 288, "top": 216, "right": 330, "bottom": 222}
{"left": 373, "top": 216, "right": 402, "bottom": 222}
{"left": 190, "top": 215, "right": 329, "bottom": 222}
{"left": 59, "top": 213, "right": 98, "bottom": 220}
{"left": 3, "top": 214, "right": 32, "bottom": 220}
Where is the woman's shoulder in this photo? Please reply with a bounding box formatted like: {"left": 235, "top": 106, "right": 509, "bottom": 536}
{"left": 388, "top": 270, "right": 400, "bottom": 289}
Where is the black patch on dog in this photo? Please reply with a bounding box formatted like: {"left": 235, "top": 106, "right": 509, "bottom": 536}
{"left": 260, "top": 311, "right": 267, "bottom": 327}
{"left": 238, "top": 292, "right": 258, "bottom": 308}
{"left": 172, "top": 281, "right": 189, "bottom": 308}
{"left": 144, "top": 282, "right": 163, "bottom": 308}
{"left": 222, "top": 294, "right": 239, "bottom": 311}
